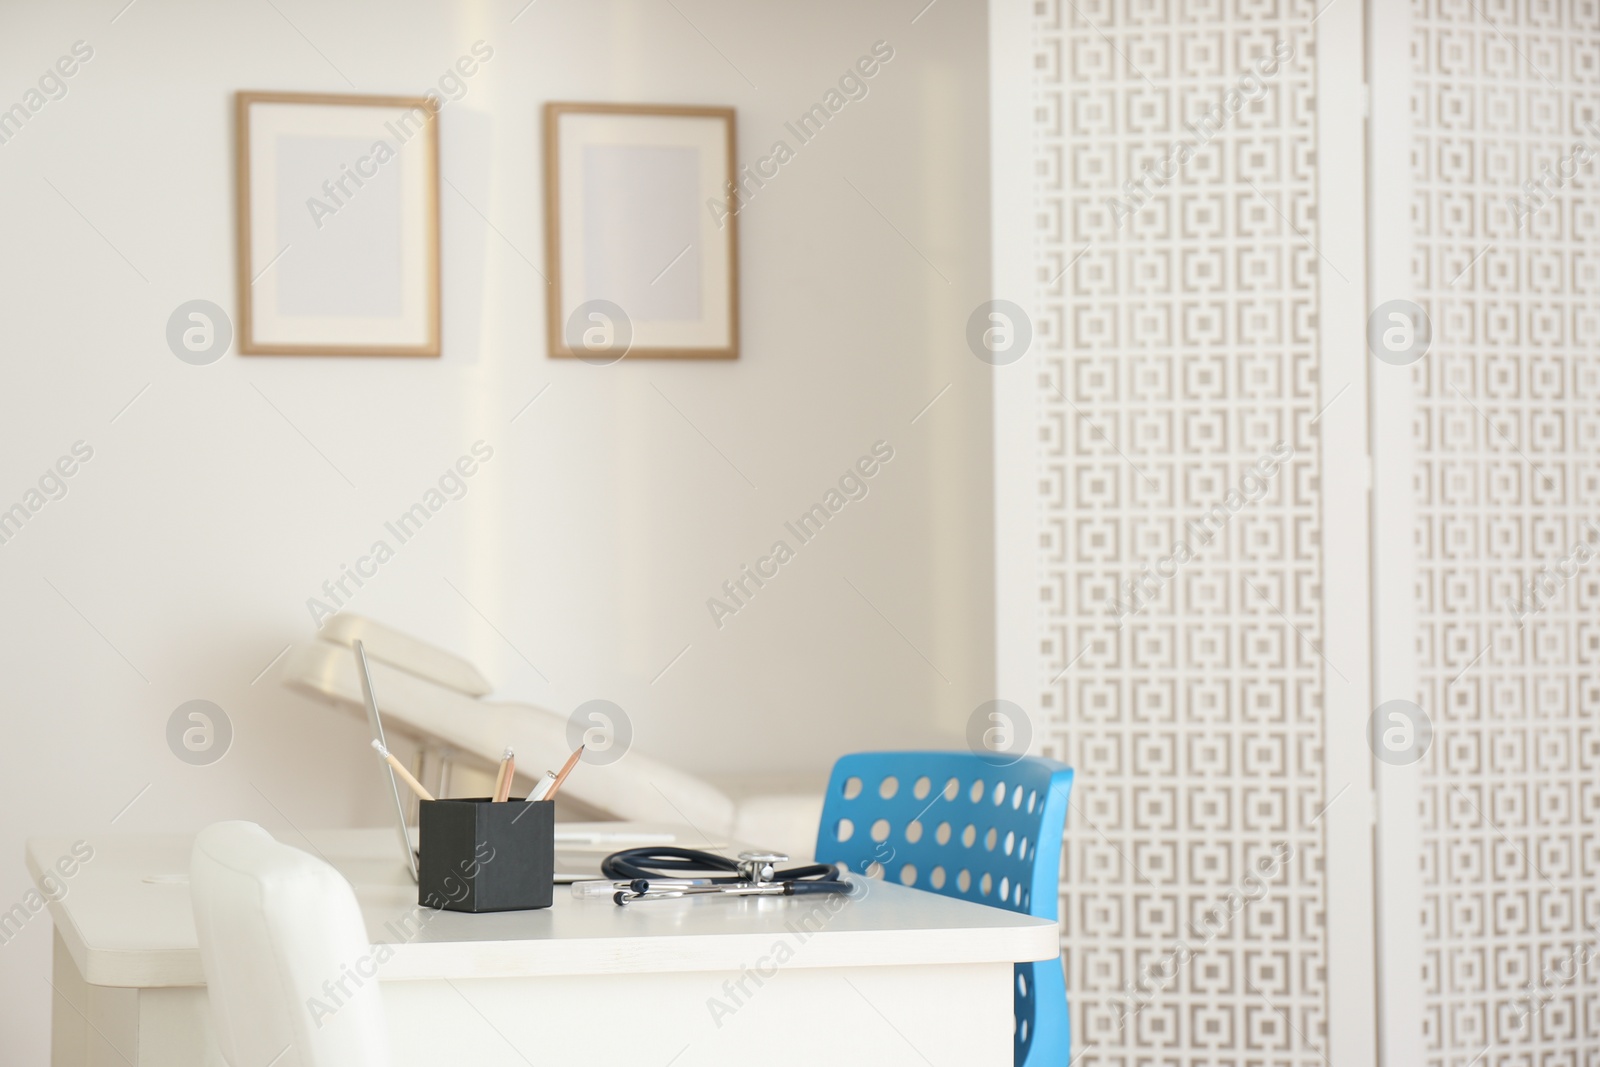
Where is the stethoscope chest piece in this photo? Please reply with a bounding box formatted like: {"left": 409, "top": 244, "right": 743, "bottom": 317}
{"left": 735, "top": 851, "right": 788, "bottom": 883}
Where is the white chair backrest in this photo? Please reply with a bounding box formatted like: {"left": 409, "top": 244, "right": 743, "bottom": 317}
{"left": 190, "top": 822, "right": 391, "bottom": 1067}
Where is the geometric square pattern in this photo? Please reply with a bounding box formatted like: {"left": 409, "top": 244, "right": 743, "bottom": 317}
{"left": 1411, "top": 3, "right": 1600, "bottom": 1064}
{"left": 1034, "top": 2, "right": 1327, "bottom": 1061}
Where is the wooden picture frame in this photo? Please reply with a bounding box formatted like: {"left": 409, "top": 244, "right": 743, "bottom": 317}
{"left": 544, "top": 103, "right": 739, "bottom": 361}
{"left": 235, "top": 91, "right": 441, "bottom": 356}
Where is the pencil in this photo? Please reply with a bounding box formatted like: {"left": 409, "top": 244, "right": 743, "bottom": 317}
{"left": 543, "top": 744, "right": 586, "bottom": 801}
{"left": 492, "top": 747, "right": 514, "bottom": 802}
{"left": 370, "top": 739, "right": 435, "bottom": 802}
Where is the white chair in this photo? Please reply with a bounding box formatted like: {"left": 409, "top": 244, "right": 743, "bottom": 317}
{"left": 280, "top": 614, "right": 825, "bottom": 857}
{"left": 190, "top": 821, "right": 390, "bottom": 1067}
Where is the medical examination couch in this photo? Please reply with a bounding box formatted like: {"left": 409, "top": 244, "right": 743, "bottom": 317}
{"left": 279, "top": 615, "right": 826, "bottom": 858}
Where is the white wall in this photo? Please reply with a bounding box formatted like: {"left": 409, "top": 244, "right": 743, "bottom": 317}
{"left": 0, "top": 0, "right": 993, "bottom": 1059}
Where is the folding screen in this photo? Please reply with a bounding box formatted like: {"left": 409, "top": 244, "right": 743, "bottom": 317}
{"left": 992, "top": 0, "right": 1373, "bottom": 1062}
{"left": 998, "top": 4, "right": 1600, "bottom": 1062}
{"left": 991, "top": 0, "right": 1600, "bottom": 1063}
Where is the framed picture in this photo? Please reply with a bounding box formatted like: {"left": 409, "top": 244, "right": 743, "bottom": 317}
{"left": 235, "top": 91, "right": 441, "bottom": 356}
{"left": 544, "top": 103, "right": 739, "bottom": 361}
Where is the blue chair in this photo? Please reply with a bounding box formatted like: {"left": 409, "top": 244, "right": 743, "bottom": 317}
{"left": 814, "top": 752, "right": 1073, "bottom": 1067}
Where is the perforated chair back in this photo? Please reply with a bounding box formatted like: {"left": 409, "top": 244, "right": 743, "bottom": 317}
{"left": 814, "top": 752, "right": 1072, "bottom": 1067}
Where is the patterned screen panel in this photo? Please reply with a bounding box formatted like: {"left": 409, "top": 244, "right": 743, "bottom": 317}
{"left": 1031, "top": 1, "right": 1328, "bottom": 1062}
{"left": 1409, "top": 2, "right": 1600, "bottom": 1064}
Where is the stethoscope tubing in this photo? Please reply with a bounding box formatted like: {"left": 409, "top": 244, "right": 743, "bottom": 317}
{"left": 596, "top": 847, "right": 851, "bottom": 905}
{"left": 599, "top": 846, "right": 831, "bottom": 883}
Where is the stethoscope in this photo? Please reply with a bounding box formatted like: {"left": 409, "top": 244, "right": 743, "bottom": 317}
{"left": 574, "top": 848, "right": 853, "bottom": 905}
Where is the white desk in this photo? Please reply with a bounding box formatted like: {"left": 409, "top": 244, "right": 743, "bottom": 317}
{"left": 31, "top": 828, "right": 1058, "bottom": 1067}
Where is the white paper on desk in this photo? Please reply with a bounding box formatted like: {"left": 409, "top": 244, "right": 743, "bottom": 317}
{"left": 554, "top": 830, "right": 675, "bottom": 846}
{"left": 549, "top": 823, "right": 726, "bottom": 851}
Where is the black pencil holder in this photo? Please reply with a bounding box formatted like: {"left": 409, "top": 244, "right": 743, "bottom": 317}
{"left": 417, "top": 798, "right": 555, "bottom": 912}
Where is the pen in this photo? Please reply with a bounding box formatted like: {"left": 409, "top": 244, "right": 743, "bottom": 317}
{"left": 523, "top": 744, "right": 585, "bottom": 803}
{"left": 370, "top": 740, "right": 435, "bottom": 802}
{"left": 525, "top": 771, "right": 556, "bottom": 802}
{"left": 570, "top": 877, "right": 712, "bottom": 899}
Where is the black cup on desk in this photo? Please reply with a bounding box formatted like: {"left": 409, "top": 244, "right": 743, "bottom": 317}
{"left": 418, "top": 798, "right": 555, "bottom": 912}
